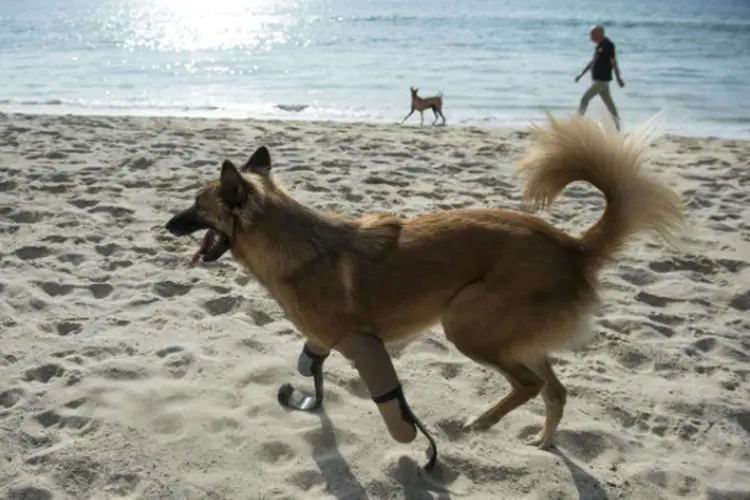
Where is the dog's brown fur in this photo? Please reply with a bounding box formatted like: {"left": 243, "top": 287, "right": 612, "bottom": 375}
{"left": 165, "top": 114, "right": 684, "bottom": 449}
{"left": 400, "top": 86, "right": 446, "bottom": 126}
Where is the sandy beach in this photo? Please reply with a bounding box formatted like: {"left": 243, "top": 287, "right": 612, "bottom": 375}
{"left": 1, "top": 111, "right": 749, "bottom": 500}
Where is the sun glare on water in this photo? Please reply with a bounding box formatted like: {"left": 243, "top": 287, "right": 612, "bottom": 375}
{"left": 113, "top": 0, "right": 305, "bottom": 52}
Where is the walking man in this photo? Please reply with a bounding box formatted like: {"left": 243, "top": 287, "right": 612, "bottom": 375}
{"left": 575, "top": 25, "right": 625, "bottom": 130}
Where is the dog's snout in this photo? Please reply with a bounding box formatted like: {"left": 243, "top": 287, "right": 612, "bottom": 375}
{"left": 165, "top": 208, "right": 206, "bottom": 236}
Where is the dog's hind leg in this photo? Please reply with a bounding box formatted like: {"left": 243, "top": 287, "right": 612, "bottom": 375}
{"left": 437, "top": 106, "right": 446, "bottom": 125}
{"left": 441, "top": 283, "right": 544, "bottom": 432}
{"left": 460, "top": 353, "right": 543, "bottom": 431}
{"left": 524, "top": 356, "right": 567, "bottom": 449}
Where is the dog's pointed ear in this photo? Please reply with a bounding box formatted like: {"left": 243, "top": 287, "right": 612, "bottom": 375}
{"left": 220, "top": 160, "right": 247, "bottom": 207}
{"left": 242, "top": 146, "right": 271, "bottom": 176}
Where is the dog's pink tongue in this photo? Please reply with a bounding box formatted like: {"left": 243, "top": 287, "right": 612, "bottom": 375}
{"left": 191, "top": 251, "right": 202, "bottom": 265}
{"left": 191, "top": 231, "right": 211, "bottom": 265}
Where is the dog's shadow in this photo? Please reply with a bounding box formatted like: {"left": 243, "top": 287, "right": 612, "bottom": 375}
{"left": 308, "top": 410, "right": 369, "bottom": 500}
{"left": 390, "top": 456, "right": 455, "bottom": 500}
{"left": 308, "top": 410, "right": 454, "bottom": 500}
{"left": 307, "top": 414, "right": 607, "bottom": 500}
{"left": 552, "top": 447, "right": 610, "bottom": 500}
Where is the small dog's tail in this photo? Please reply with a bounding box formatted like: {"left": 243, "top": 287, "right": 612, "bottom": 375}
{"left": 516, "top": 113, "right": 684, "bottom": 270}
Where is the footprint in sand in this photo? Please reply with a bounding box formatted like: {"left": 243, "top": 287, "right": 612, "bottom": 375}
{"left": 40, "top": 235, "right": 68, "bottom": 244}
{"left": 435, "top": 417, "right": 471, "bottom": 442}
{"left": 0, "top": 387, "right": 24, "bottom": 409}
{"left": 33, "top": 409, "right": 92, "bottom": 432}
{"left": 635, "top": 291, "right": 677, "bottom": 308}
{"left": 87, "top": 283, "right": 114, "bottom": 299}
{"left": 102, "top": 473, "right": 141, "bottom": 497}
{"left": 50, "top": 456, "right": 102, "bottom": 498}
{"left": 287, "top": 469, "right": 324, "bottom": 492}
{"left": 202, "top": 295, "right": 241, "bottom": 316}
{"left": 89, "top": 205, "right": 135, "bottom": 222}
{"left": 94, "top": 243, "right": 119, "bottom": 257}
{"left": 257, "top": 440, "right": 295, "bottom": 464}
{"left": 156, "top": 346, "right": 193, "bottom": 379}
{"left": 439, "top": 454, "right": 528, "bottom": 484}
{"left": 729, "top": 290, "right": 750, "bottom": 312}
{"left": 57, "top": 253, "right": 86, "bottom": 266}
{"left": 248, "top": 309, "right": 275, "bottom": 327}
{"left": 120, "top": 156, "right": 154, "bottom": 171}
{"left": 6, "top": 209, "right": 44, "bottom": 224}
{"left": 24, "top": 364, "right": 65, "bottom": 384}
{"left": 153, "top": 280, "right": 193, "bottom": 298}
{"left": 56, "top": 321, "right": 83, "bottom": 336}
{"left": 37, "top": 281, "right": 75, "bottom": 298}
{"left": 0, "top": 179, "right": 18, "bottom": 192}
{"left": 14, "top": 246, "right": 52, "bottom": 261}
{"left": 5, "top": 486, "right": 54, "bottom": 500}
{"left": 432, "top": 361, "right": 463, "bottom": 380}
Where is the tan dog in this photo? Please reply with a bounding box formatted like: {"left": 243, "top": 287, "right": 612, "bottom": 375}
{"left": 165, "top": 114, "right": 683, "bottom": 464}
{"left": 400, "top": 86, "right": 446, "bottom": 126}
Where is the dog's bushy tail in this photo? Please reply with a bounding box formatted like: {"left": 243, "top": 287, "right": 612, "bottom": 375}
{"left": 516, "top": 113, "right": 684, "bottom": 270}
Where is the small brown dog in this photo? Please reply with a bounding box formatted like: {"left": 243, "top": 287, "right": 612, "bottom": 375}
{"left": 400, "top": 86, "right": 446, "bottom": 126}
{"left": 165, "top": 114, "right": 683, "bottom": 466}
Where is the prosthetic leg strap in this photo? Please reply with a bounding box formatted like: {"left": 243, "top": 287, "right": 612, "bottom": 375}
{"left": 372, "top": 384, "right": 439, "bottom": 471}
{"left": 297, "top": 342, "right": 330, "bottom": 377}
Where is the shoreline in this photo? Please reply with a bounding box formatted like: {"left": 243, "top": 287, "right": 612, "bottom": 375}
{"left": 1, "top": 108, "right": 748, "bottom": 142}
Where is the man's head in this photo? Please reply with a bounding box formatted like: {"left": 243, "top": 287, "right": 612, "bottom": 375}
{"left": 589, "top": 25, "right": 605, "bottom": 43}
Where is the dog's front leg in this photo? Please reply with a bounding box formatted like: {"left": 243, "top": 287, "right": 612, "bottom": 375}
{"left": 335, "top": 332, "right": 438, "bottom": 470}
{"left": 400, "top": 109, "right": 415, "bottom": 124}
{"left": 278, "top": 340, "right": 330, "bottom": 411}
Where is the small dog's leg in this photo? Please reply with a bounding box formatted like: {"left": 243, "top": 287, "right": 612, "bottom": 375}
{"left": 419, "top": 110, "right": 424, "bottom": 125}
{"left": 335, "top": 332, "right": 438, "bottom": 470}
{"left": 278, "top": 340, "right": 330, "bottom": 411}
{"left": 400, "top": 109, "right": 415, "bottom": 124}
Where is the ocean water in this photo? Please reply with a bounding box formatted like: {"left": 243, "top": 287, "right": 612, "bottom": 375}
{"left": 1, "top": 0, "right": 749, "bottom": 138}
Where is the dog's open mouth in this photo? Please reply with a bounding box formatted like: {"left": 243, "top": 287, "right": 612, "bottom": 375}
{"left": 192, "top": 229, "right": 230, "bottom": 264}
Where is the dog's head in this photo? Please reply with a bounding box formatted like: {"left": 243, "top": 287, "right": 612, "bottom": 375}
{"left": 410, "top": 86, "right": 418, "bottom": 95}
{"left": 164, "top": 146, "right": 272, "bottom": 264}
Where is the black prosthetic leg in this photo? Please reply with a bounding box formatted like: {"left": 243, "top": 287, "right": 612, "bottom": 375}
{"left": 278, "top": 341, "right": 328, "bottom": 412}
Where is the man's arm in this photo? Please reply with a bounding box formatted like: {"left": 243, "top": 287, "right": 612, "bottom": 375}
{"left": 575, "top": 61, "right": 592, "bottom": 82}
{"left": 610, "top": 43, "right": 624, "bottom": 87}
{"left": 612, "top": 57, "right": 624, "bottom": 86}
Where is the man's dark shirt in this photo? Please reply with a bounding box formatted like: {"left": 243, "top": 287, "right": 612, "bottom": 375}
{"left": 591, "top": 37, "right": 616, "bottom": 82}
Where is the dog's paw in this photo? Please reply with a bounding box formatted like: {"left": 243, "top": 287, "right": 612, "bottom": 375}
{"left": 526, "top": 431, "right": 555, "bottom": 450}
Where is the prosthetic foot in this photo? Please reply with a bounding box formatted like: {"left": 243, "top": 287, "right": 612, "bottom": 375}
{"left": 278, "top": 341, "right": 329, "bottom": 412}
{"left": 277, "top": 334, "right": 439, "bottom": 470}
